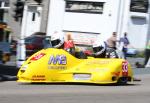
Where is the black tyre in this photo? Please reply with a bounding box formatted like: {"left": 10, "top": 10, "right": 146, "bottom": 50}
{"left": 117, "top": 77, "right": 128, "bottom": 85}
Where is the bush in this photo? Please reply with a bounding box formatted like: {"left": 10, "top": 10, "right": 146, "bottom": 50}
{"left": 135, "top": 50, "right": 144, "bottom": 58}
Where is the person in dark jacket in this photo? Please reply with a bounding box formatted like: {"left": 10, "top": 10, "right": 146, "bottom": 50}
{"left": 119, "top": 32, "right": 130, "bottom": 59}
{"left": 135, "top": 40, "right": 150, "bottom": 68}
{"left": 144, "top": 40, "right": 150, "bottom": 67}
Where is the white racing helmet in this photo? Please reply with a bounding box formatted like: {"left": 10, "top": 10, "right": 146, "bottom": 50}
{"left": 92, "top": 39, "right": 106, "bottom": 56}
{"left": 51, "top": 31, "right": 64, "bottom": 48}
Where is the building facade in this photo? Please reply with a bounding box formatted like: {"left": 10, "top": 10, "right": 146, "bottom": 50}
{"left": 46, "top": 0, "right": 150, "bottom": 50}
{"left": 6, "top": 0, "right": 49, "bottom": 40}
{"left": 0, "top": 0, "right": 11, "bottom": 42}
{"left": 5, "top": 0, "right": 150, "bottom": 50}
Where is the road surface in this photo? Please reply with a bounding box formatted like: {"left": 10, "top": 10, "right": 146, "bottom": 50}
{"left": 0, "top": 74, "right": 150, "bottom": 103}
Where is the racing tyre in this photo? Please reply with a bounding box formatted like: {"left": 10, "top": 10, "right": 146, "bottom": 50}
{"left": 117, "top": 77, "right": 128, "bottom": 85}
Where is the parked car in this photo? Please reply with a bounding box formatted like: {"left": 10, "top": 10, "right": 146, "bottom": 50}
{"left": 10, "top": 32, "right": 46, "bottom": 55}
{"left": 25, "top": 35, "right": 45, "bottom": 55}
{"left": 126, "top": 48, "right": 137, "bottom": 57}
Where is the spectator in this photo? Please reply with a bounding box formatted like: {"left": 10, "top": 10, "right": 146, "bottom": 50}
{"left": 135, "top": 40, "right": 150, "bottom": 68}
{"left": 119, "top": 32, "right": 130, "bottom": 59}
{"left": 144, "top": 40, "right": 150, "bottom": 67}
{"left": 64, "top": 33, "right": 75, "bottom": 55}
{"left": 106, "top": 32, "right": 118, "bottom": 50}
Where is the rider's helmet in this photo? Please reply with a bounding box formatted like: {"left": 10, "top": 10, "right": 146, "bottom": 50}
{"left": 51, "top": 31, "right": 64, "bottom": 48}
{"left": 92, "top": 39, "right": 106, "bottom": 58}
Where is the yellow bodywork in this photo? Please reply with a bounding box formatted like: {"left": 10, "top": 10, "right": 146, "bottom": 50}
{"left": 17, "top": 48, "right": 133, "bottom": 84}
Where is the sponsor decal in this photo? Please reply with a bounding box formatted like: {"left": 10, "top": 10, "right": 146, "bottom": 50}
{"left": 32, "top": 75, "right": 46, "bottom": 81}
{"left": 122, "top": 61, "right": 128, "bottom": 76}
{"left": 86, "top": 60, "right": 111, "bottom": 65}
{"left": 73, "top": 74, "right": 91, "bottom": 80}
{"left": 48, "top": 66, "right": 67, "bottom": 70}
{"left": 48, "top": 55, "right": 67, "bottom": 65}
{"left": 30, "top": 53, "right": 45, "bottom": 61}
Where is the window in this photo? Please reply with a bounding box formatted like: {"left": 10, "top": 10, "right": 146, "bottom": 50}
{"left": 0, "top": 0, "right": 9, "bottom": 8}
{"left": 32, "top": 13, "right": 36, "bottom": 21}
{"left": 130, "top": 0, "right": 149, "bottom": 13}
{"left": 4, "top": 1, "right": 9, "bottom": 7}
{"left": 65, "top": 1, "right": 104, "bottom": 14}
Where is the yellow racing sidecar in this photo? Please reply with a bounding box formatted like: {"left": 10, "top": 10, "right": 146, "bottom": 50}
{"left": 17, "top": 48, "right": 133, "bottom": 84}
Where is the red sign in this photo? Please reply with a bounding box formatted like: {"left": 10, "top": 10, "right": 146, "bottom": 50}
{"left": 30, "top": 53, "right": 45, "bottom": 61}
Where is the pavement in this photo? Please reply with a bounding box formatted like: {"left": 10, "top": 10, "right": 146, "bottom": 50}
{"left": 127, "top": 57, "right": 144, "bottom": 68}
{"left": 0, "top": 55, "right": 147, "bottom": 81}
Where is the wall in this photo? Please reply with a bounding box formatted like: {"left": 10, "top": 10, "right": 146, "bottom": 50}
{"left": 47, "top": 0, "right": 123, "bottom": 41}
{"left": 127, "top": 0, "right": 150, "bottom": 49}
{"left": 128, "top": 14, "right": 149, "bottom": 49}
{"left": 47, "top": 0, "right": 150, "bottom": 49}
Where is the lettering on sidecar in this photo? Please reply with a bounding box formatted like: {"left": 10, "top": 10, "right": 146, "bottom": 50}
{"left": 48, "top": 55, "right": 67, "bottom": 65}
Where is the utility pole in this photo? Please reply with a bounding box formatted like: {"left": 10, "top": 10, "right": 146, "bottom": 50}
{"left": 16, "top": 0, "right": 26, "bottom": 68}
{"left": 16, "top": 0, "right": 43, "bottom": 68}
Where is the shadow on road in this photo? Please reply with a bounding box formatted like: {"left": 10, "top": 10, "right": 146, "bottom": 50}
{"left": 17, "top": 82, "right": 141, "bottom": 87}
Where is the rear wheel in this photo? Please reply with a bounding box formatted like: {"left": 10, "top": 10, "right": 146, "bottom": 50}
{"left": 117, "top": 77, "right": 128, "bottom": 85}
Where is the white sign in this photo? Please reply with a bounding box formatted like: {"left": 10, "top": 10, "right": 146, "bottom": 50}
{"left": 64, "top": 32, "right": 99, "bottom": 46}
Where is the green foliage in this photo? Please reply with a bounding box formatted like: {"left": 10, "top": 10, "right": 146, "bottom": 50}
{"left": 135, "top": 50, "right": 145, "bottom": 58}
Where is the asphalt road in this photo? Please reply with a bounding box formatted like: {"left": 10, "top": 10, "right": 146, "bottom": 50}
{"left": 0, "top": 74, "right": 149, "bottom": 103}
